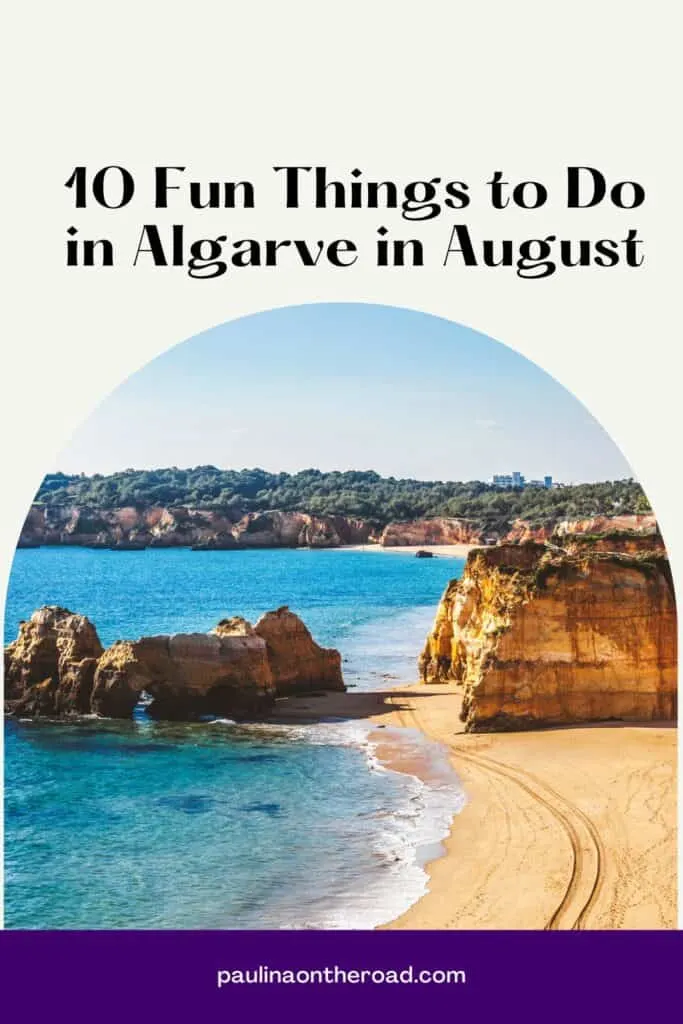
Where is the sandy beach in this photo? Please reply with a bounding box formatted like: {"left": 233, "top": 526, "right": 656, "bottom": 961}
{"left": 339, "top": 543, "right": 476, "bottom": 558}
{"left": 272, "top": 684, "right": 677, "bottom": 930}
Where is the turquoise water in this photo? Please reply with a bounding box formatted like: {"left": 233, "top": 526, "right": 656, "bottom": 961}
{"left": 4, "top": 547, "right": 466, "bottom": 929}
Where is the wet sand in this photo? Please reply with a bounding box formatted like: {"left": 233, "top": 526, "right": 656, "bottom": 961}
{"left": 271, "top": 684, "right": 677, "bottom": 930}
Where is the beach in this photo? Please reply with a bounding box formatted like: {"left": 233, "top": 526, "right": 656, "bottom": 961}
{"left": 272, "top": 683, "right": 677, "bottom": 930}
{"left": 5, "top": 545, "right": 676, "bottom": 930}
{"left": 4, "top": 546, "right": 468, "bottom": 929}
{"left": 342, "top": 543, "right": 476, "bottom": 558}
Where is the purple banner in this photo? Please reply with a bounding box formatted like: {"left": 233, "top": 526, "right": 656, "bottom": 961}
{"left": 0, "top": 930, "right": 679, "bottom": 1020}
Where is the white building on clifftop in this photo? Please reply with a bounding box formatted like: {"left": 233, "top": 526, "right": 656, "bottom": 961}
{"left": 491, "top": 473, "right": 553, "bottom": 489}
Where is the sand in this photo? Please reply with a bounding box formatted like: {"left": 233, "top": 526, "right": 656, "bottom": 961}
{"left": 272, "top": 684, "right": 677, "bottom": 930}
{"left": 338, "top": 544, "right": 475, "bottom": 558}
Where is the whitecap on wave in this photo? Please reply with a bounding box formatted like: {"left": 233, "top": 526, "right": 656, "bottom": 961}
{"left": 267, "top": 716, "right": 467, "bottom": 929}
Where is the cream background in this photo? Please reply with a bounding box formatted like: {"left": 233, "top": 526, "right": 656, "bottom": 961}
{"left": 1, "top": 1, "right": 680, "bottom": 922}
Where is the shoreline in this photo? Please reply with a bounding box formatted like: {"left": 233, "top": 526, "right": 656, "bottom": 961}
{"left": 16, "top": 542, "right": 477, "bottom": 557}
{"left": 271, "top": 685, "right": 677, "bottom": 930}
{"left": 336, "top": 543, "right": 475, "bottom": 558}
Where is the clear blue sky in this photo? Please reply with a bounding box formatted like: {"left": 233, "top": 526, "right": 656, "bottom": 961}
{"left": 57, "top": 303, "right": 632, "bottom": 483}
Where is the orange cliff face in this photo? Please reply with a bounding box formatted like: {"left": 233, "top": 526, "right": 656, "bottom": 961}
{"left": 18, "top": 505, "right": 659, "bottom": 552}
{"left": 17, "top": 506, "right": 378, "bottom": 550}
{"left": 501, "top": 513, "right": 660, "bottom": 546}
{"left": 419, "top": 539, "right": 677, "bottom": 731}
{"left": 5, "top": 606, "right": 344, "bottom": 720}
{"left": 380, "top": 517, "right": 483, "bottom": 546}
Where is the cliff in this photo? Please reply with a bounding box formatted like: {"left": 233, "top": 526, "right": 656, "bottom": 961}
{"left": 5, "top": 605, "right": 344, "bottom": 720}
{"left": 228, "top": 511, "right": 373, "bottom": 549}
{"left": 553, "top": 513, "right": 657, "bottom": 537}
{"left": 3, "top": 606, "right": 104, "bottom": 716}
{"left": 370, "top": 513, "right": 658, "bottom": 549}
{"left": 251, "top": 606, "right": 344, "bottom": 695}
{"left": 419, "top": 537, "right": 676, "bottom": 731}
{"left": 380, "top": 518, "right": 484, "bottom": 546}
{"left": 500, "top": 514, "right": 660, "bottom": 547}
{"left": 17, "top": 505, "right": 376, "bottom": 550}
{"left": 18, "top": 503, "right": 660, "bottom": 552}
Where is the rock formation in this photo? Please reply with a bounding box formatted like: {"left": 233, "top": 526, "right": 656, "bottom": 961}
{"left": 251, "top": 606, "right": 344, "bottom": 695}
{"left": 553, "top": 513, "right": 657, "bottom": 538}
{"left": 231, "top": 511, "right": 344, "bottom": 548}
{"left": 559, "top": 532, "right": 665, "bottom": 556}
{"left": 5, "top": 606, "right": 344, "bottom": 720}
{"left": 17, "top": 503, "right": 662, "bottom": 553}
{"left": 501, "top": 519, "right": 556, "bottom": 544}
{"left": 380, "top": 517, "right": 483, "bottom": 547}
{"left": 18, "top": 505, "right": 376, "bottom": 550}
{"left": 500, "top": 513, "right": 660, "bottom": 547}
{"left": 4, "top": 607, "right": 104, "bottom": 716}
{"left": 91, "top": 627, "right": 275, "bottom": 719}
{"left": 419, "top": 537, "right": 676, "bottom": 731}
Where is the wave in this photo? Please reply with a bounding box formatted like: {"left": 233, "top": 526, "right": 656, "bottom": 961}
{"left": 259, "top": 716, "right": 466, "bottom": 930}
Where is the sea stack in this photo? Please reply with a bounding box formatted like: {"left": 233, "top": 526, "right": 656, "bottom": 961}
{"left": 5, "top": 606, "right": 345, "bottom": 720}
{"left": 251, "top": 606, "right": 344, "bottom": 695}
{"left": 419, "top": 539, "right": 677, "bottom": 731}
{"left": 3, "top": 606, "right": 104, "bottom": 717}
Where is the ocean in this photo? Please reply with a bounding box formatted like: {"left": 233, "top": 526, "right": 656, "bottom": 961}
{"left": 4, "top": 546, "right": 466, "bottom": 929}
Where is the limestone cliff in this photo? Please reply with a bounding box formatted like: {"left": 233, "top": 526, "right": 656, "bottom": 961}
{"left": 18, "top": 504, "right": 660, "bottom": 552}
{"left": 380, "top": 518, "right": 484, "bottom": 547}
{"left": 18, "top": 505, "right": 376, "bottom": 550}
{"left": 91, "top": 627, "right": 275, "bottom": 719}
{"left": 4, "top": 606, "right": 103, "bottom": 716}
{"left": 5, "top": 606, "right": 344, "bottom": 720}
{"left": 228, "top": 511, "right": 372, "bottom": 549}
{"left": 501, "top": 519, "right": 555, "bottom": 544}
{"left": 419, "top": 539, "right": 676, "bottom": 731}
{"left": 553, "top": 513, "right": 657, "bottom": 538}
{"left": 500, "top": 513, "right": 659, "bottom": 547}
{"left": 252, "top": 606, "right": 344, "bottom": 694}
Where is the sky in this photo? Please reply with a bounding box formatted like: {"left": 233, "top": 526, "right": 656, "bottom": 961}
{"left": 56, "top": 303, "right": 632, "bottom": 483}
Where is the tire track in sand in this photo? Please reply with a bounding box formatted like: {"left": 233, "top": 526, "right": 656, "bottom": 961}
{"left": 389, "top": 698, "right": 605, "bottom": 930}
{"left": 455, "top": 748, "right": 604, "bottom": 930}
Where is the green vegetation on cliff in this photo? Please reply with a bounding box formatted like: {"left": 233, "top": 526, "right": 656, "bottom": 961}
{"left": 36, "top": 469, "right": 650, "bottom": 529}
